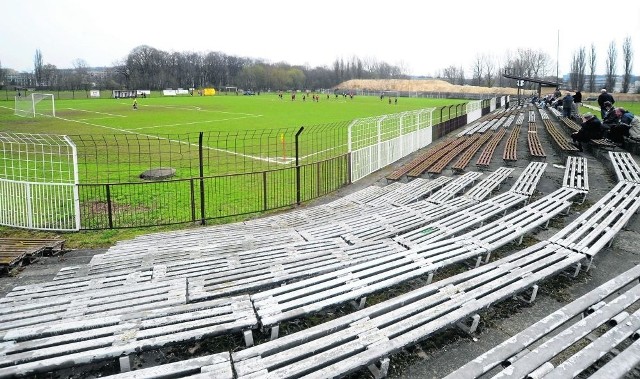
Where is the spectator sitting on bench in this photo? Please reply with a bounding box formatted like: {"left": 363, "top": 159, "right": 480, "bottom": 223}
{"left": 609, "top": 108, "right": 639, "bottom": 144}
{"left": 601, "top": 101, "right": 617, "bottom": 136}
{"left": 571, "top": 112, "right": 603, "bottom": 152}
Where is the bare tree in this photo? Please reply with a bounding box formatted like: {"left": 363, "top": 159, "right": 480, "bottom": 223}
{"left": 569, "top": 47, "right": 586, "bottom": 91}
{"left": 456, "top": 66, "right": 466, "bottom": 85}
{"left": 442, "top": 65, "right": 458, "bottom": 83}
{"left": 605, "top": 41, "right": 617, "bottom": 91}
{"left": 484, "top": 54, "right": 496, "bottom": 87}
{"left": 472, "top": 54, "right": 484, "bottom": 86}
{"left": 588, "top": 44, "right": 596, "bottom": 92}
{"left": 34, "top": 49, "right": 43, "bottom": 87}
{"left": 41, "top": 64, "right": 58, "bottom": 88}
{"left": 622, "top": 36, "right": 634, "bottom": 93}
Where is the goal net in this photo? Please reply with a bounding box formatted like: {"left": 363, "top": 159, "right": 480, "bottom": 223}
{"left": 14, "top": 93, "right": 56, "bottom": 118}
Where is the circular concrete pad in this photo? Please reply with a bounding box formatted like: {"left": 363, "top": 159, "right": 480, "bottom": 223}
{"left": 139, "top": 167, "right": 176, "bottom": 180}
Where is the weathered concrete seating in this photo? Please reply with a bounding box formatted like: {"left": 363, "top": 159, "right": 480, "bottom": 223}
{"left": 394, "top": 191, "right": 528, "bottom": 247}
{"left": 365, "top": 177, "right": 451, "bottom": 206}
{"left": 0, "top": 288, "right": 256, "bottom": 377}
{"left": 445, "top": 263, "right": 640, "bottom": 379}
{"left": 462, "top": 167, "right": 513, "bottom": 201}
{"left": 609, "top": 151, "right": 640, "bottom": 183}
{"left": 548, "top": 180, "right": 640, "bottom": 269}
{"left": 509, "top": 161, "right": 547, "bottom": 197}
{"left": 103, "top": 353, "right": 233, "bottom": 379}
{"left": 232, "top": 242, "right": 584, "bottom": 379}
{"left": 250, "top": 186, "right": 581, "bottom": 338}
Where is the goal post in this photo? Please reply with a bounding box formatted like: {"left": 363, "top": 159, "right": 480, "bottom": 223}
{"left": 14, "top": 93, "right": 56, "bottom": 118}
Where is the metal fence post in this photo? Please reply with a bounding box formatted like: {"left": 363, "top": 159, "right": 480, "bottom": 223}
{"left": 199, "top": 132, "right": 205, "bottom": 225}
{"left": 106, "top": 184, "right": 114, "bottom": 229}
{"left": 295, "top": 126, "right": 304, "bottom": 205}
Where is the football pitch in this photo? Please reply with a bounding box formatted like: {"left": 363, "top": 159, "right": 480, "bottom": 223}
{"left": 0, "top": 94, "right": 464, "bottom": 178}
{"left": 0, "top": 93, "right": 467, "bottom": 228}
{"left": 0, "top": 93, "right": 462, "bottom": 136}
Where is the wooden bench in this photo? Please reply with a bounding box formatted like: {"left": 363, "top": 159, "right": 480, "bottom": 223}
{"left": 0, "top": 285, "right": 257, "bottom": 377}
{"left": 428, "top": 135, "right": 482, "bottom": 175}
{"left": 232, "top": 242, "right": 583, "bottom": 379}
{"left": 422, "top": 171, "right": 483, "bottom": 205}
{"left": 393, "top": 191, "right": 528, "bottom": 247}
{"left": 589, "top": 138, "right": 619, "bottom": 151}
{"left": 444, "top": 263, "right": 640, "bottom": 379}
{"left": 365, "top": 176, "right": 452, "bottom": 207}
{"left": 463, "top": 166, "right": 514, "bottom": 201}
{"left": 502, "top": 124, "right": 521, "bottom": 162}
{"left": 508, "top": 161, "right": 547, "bottom": 197}
{"left": 476, "top": 128, "right": 507, "bottom": 168}
{"left": 528, "top": 122, "right": 546, "bottom": 159}
{"left": 249, "top": 186, "right": 581, "bottom": 338}
{"left": 541, "top": 112, "right": 581, "bottom": 153}
{"left": 609, "top": 151, "right": 640, "bottom": 183}
{"left": 548, "top": 180, "right": 640, "bottom": 270}
{"left": 103, "top": 353, "right": 233, "bottom": 379}
{"left": 562, "top": 156, "right": 589, "bottom": 203}
{"left": 452, "top": 132, "right": 493, "bottom": 172}
{"left": 0, "top": 238, "right": 65, "bottom": 274}
{"left": 441, "top": 187, "right": 580, "bottom": 256}
{"left": 385, "top": 139, "right": 454, "bottom": 181}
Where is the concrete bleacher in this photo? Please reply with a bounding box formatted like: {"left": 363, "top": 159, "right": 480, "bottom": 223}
{"left": 445, "top": 263, "right": 640, "bottom": 379}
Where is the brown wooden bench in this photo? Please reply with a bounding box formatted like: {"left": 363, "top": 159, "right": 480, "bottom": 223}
{"left": 542, "top": 118, "right": 580, "bottom": 153}
{"left": 452, "top": 132, "right": 493, "bottom": 172}
{"left": 428, "top": 134, "right": 482, "bottom": 175}
{"left": 476, "top": 128, "right": 507, "bottom": 168}
{"left": 406, "top": 137, "right": 467, "bottom": 177}
{"left": 0, "top": 238, "right": 65, "bottom": 274}
{"left": 528, "top": 123, "right": 546, "bottom": 158}
{"left": 503, "top": 124, "right": 521, "bottom": 162}
{"left": 385, "top": 140, "right": 453, "bottom": 181}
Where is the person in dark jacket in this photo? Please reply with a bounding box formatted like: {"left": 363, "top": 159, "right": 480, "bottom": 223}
{"left": 562, "top": 92, "right": 574, "bottom": 118}
{"left": 572, "top": 90, "right": 582, "bottom": 105}
{"left": 597, "top": 89, "right": 615, "bottom": 119}
{"left": 571, "top": 113, "right": 603, "bottom": 151}
{"left": 609, "top": 108, "right": 636, "bottom": 144}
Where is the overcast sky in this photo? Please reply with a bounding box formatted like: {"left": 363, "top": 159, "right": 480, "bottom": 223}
{"left": 3, "top": 0, "right": 640, "bottom": 77}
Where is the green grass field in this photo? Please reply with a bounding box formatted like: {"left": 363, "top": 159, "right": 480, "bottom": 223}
{"left": 1, "top": 94, "right": 465, "bottom": 179}
{"left": 1, "top": 93, "right": 462, "bottom": 135}
{"left": 1, "top": 93, "right": 467, "bottom": 229}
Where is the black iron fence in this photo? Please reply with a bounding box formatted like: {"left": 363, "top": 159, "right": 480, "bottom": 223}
{"left": 71, "top": 124, "right": 350, "bottom": 229}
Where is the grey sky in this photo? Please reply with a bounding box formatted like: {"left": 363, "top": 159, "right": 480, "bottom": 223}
{"left": 2, "top": 0, "right": 640, "bottom": 77}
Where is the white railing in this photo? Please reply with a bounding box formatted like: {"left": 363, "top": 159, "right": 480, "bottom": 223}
{"left": 349, "top": 108, "right": 435, "bottom": 182}
{"left": 0, "top": 133, "right": 80, "bottom": 231}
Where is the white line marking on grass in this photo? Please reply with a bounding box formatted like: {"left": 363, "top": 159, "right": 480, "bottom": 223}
{"left": 142, "top": 104, "right": 261, "bottom": 117}
{"left": 53, "top": 116, "right": 291, "bottom": 164}
{"left": 65, "top": 108, "right": 126, "bottom": 117}
{"left": 128, "top": 114, "right": 263, "bottom": 131}
{"left": 76, "top": 117, "right": 123, "bottom": 121}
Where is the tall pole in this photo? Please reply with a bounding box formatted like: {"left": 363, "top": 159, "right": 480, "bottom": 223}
{"left": 556, "top": 29, "right": 560, "bottom": 87}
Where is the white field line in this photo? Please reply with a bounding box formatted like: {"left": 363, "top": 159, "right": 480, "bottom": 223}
{"left": 65, "top": 108, "right": 127, "bottom": 117}
{"left": 127, "top": 103, "right": 261, "bottom": 117}
{"left": 52, "top": 115, "right": 292, "bottom": 165}
{"left": 128, "top": 114, "right": 262, "bottom": 130}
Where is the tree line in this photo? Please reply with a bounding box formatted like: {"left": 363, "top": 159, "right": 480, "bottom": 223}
{"left": 0, "top": 37, "right": 634, "bottom": 93}
{"left": 2, "top": 45, "right": 408, "bottom": 91}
